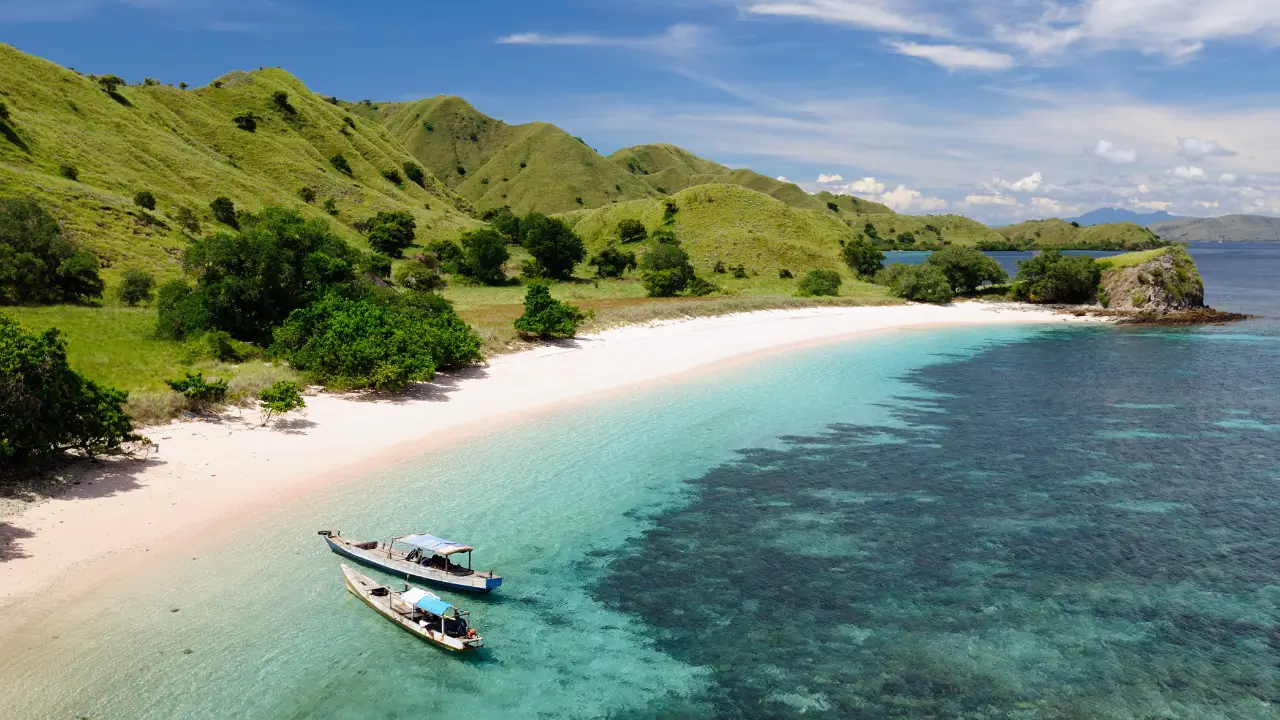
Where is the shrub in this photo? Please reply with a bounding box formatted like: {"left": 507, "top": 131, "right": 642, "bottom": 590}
{"left": 381, "top": 168, "right": 403, "bottom": 186}
{"left": 0, "top": 314, "right": 144, "bottom": 468}
{"left": 683, "top": 275, "right": 718, "bottom": 297}
{"left": 364, "top": 211, "right": 416, "bottom": 257}
{"left": 663, "top": 201, "right": 679, "bottom": 224}
{"left": 651, "top": 228, "right": 678, "bottom": 245}
{"left": 482, "top": 206, "right": 521, "bottom": 244}
{"left": 133, "top": 190, "right": 157, "bottom": 211}
{"left": 427, "top": 239, "right": 465, "bottom": 274}
{"left": 514, "top": 282, "right": 588, "bottom": 339}
{"left": 174, "top": 206, "right": 201, "bottom": 235}
{"left": 59, "top": 163, "right": 79, "bottom": 181}
{"left": 589, "top": 245, "right": 637, "bottom": 278}
{"left": 165, "top": 372, "right": 229, "bottom": 408}
{"left": 270, "top": 90, "right": 295, "bottom": 115}
{"left": 0, "top": 101, "right": 9, "bottom": 122}
{"left": 97, "top": 74, "right": 125, "bottom": 94}
{"left": 179, "top": 82, "right": 189, "bottom": 90}
{"left": 640, "top": 242, "right": 695, "bottom": 297}
{"left": 713, "top": 260, "right": 726, "bottom": 274}
{"left": 298, "top": 187, "right": 316, "bottom": 204}
{"left": 393, "top": 253, "right": 446, "bottom": 292}
{"left": 457, "top": 229, "right": 509, "bottom": 285}
{"left": 1011, "top": 250, "right": 1101, "bottom": 304}
{"left": 403, "top": 163, "right": 426, "bottom": 187}
{"left": 258, "top": 380, "right": 305, "bottom": 424}
{"left": 575, "top": 197, "right": 584, "bottom": 205}
{"left": 521, "top": 213, "right": 585, "bottom": 280}
{"left": 842, "top": 238, "right": 885, "bottom": 279}
{"left": 360, "top": 253, "right": 392, "bottom": 280}
{"left": 730, "top": 264, "right": 748, "bottom": 280}
{"left": 330, "top": 154, "right": 352, "bottom": 175}
{"left": 116, "top": 267, "right": 155, "bottom": 306}
{"left": 827, "top": 201, "right": 840, "bottom": 212}
{"left": 615, "top": 218, "right": 648, "bottom": 245}
{"left": 880, "top": 264, "right": 954, "bottom": 303}
{"left": 796, "top": 269, "right": 843, "bottom": 297}
{"left": 199, "top": 330, "right": 247, "bottom": 362}
{"left": 233, "top": 112, "right": 258, "bottom": 132}
{"left": 924, "top": 246, "right": 1007, "bottom": 294}
{"left": 323, "top": 198, "right": 338, "bottom": 216}
{"left": 456, "top": 166, "right": 467, "bottom": 176}
{"left": 209, "top": 196, "right": 238, "bottom": 228}
{"left": 779, "top": 268, "right": 793, "bottom": 279}
{"left": 154, "top": 280, "right": 209, "bottom": 339}
{"left": 0, "top": 196, "right": 104, "bottom": 304}
{"left": 864, "top": 222, "right": 879, "bottom": 240}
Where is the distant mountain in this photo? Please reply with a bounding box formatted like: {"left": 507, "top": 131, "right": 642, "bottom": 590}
{"left": 1067, "top": 208, "right": 1181, "bottom": 227}
{"left": 1150, "top": 215, "right": 1280, "bottom": 242}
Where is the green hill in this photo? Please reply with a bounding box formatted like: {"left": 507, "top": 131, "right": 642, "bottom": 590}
{"left": 559, "top": 183, "right": 855, "bottom": 275}
{"left": 997, "top": 219, "right": 1160, "bottom": 249}
{"left": 608, "top": 143, "right": 831, "bottom": 213}
{"left": 372, "top": 96, "right": 658, "bottom": 215}
{"left": 0, "top": 45, "right": 479, "bottom": 280}
{"left": 814, "top": 191, "right": 894, "bottom": 215}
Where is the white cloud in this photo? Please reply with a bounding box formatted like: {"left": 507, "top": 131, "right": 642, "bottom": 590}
{"left": 1195, "top": 200, "right": 1220, "bottom": 209}
{"left": 1133, "top": 199, "right": 1173, "bottom": 211}
{"left": 888, "top": 41, "right": 1016, "bottom": 70}
{"left": 839, "top": 177, "right": 886, "bottom": 195}
{"left": 993, "top": 171, "right": 1043, "bottom": 192}
{"left": 497, "top": 24, "right": 706, "bottom": 56}
{"left": 965, "top": 194, "right": 1017, "bottom": 206}
{"left": 1219, "top": 173, "right": 1237, "bottom": 184}
{"left": 1093, "top": 140, "right": 1137, "bottom": 164}
{"left": 816, "top": 173, "right": 844, "bottom": 183}
{"left": 879, "top": 185, "right": 948, "bottom": 212}
{"left": 1031, "top": 197, "right": 1064, "bottom": 212}
{"left": 741, "top": 0, "right": 950, "bottom": 37}
{"left": 1171, "top": 165, "right": 1207, "bottom": 180}
{"left": 1177, "top": 136, "right": 1236, "bottom": 161}
{"left": 1136, "top": 183, "right": 1150, "bottom": 194}
{"left": 776, "top": 176, "right": 790, "bottom": 182}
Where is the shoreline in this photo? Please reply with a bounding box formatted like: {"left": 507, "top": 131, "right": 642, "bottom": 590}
{"left": 0, "top": 302, "right": 1102, "bottom": 643}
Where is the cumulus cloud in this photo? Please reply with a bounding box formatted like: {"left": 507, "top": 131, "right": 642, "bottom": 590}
{"left": 816, "top": 173, "right": 845, "bottom": 183}
{"left": 888, "top": 41, "right": 1016, "bottom": 70}
{"left": 965, "top": 194, "right": 1017, "bottom": 206}
{"left": 776, "top": 176, "right": 790, "bottom": 182}
{"left": 1171, "top": 165, "right": 1207, "bottom": 180}
{"left": 879, "top": 185, "right": 948, "bottom": 212}
{"left": 1219, "top": 173, "right": 1237, "bottom": 184}
{"left": 993, "top": 171, "right": 1043, "bottom": 192}
{"left": 1031, "top": 197, "right": 1064, "bottom": 212}
{"left": 1177, "top": 136, "right": 1236, "bottom": 161}
{"left": 839, "top": 177, "right": 886, "bottom": 195}
{"left": 1093, "top": 140, "right": 1138, "bottom": 164}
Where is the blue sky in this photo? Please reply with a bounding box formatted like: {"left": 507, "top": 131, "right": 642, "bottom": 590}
{"left": 4, "top": 0, "right": 1278, "bottom": 222}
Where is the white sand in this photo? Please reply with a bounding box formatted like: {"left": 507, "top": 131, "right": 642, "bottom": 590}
{"left": 0, "top": 303, "right": 1096, "bottom": 619}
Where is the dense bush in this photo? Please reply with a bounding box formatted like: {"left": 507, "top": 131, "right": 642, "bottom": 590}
{"left": 393, "top": 253, "right": 446, "bottom": 292}
{"left": 233, "top": 112, "right": 258, "bottom": 132}
{"left": 330, "top": 154, "right": 352, "bottom": 175}
{"left": 1, "top": 314, "right": 143, "bottom": 468}
{"left": 514, "top": 282, "right": 588, "bottom": 339}
{"left": 209, "top": 196, "right": 238, "bottom": 228}
{"left": 640, "top": 241, "right": 698, "bottom": 297}
{"left": 323, "top": 198, "right": 338, "bottom": 216}
{"left": 1011, "top": 250, "right": 1101, "bottom": 304}
{"left": 0, "top": 101, "right": 9, "bottom": 122}
{"left": 427, "top": 239, "right": 465, "bottom": 274}
{"left": 270, "top": 91, "right": 295, "bottom": 115}
{"left": 133, "top": 190, "right": 157, "bottom": 211}
{"left": 924, "top": 246, "right": 1007, "bottom": 294}
{"left": 360, "top": 253, "right": 392, "bottom": 280}
{"left": 158, "top": 207, "right": 363, "bottom": 344}
{"left": 617, "top": 218, "right": 647, "bottom": 244}
{"left": 381, "top": 169, "right": 403, "bottom": 186}
{"left": 59, "top": 164, "right": 79, "bottom": 181}
{"left": 651, "top": 228, "right": 678, "bottom": 245}
{"left": 796, "top": 269, "right": 843, "bottom": 297}
{"left": 298, "top": 187, "right": 316, "bottom": 204}
{"left": 403, "top": 163, "right": 426, "bottom": 188}
{"left": 842, "top": 238, "right": 884, "bottom": 279}
{"left": 589, "top": 245, "right": 637, "bottom": 278}
{"left": 165, "top": 372, "right": 228, "bottom": 408}
{"left": 174, "top": 206, "right": 202, "bottom": 235}
{"left": 364, "top": 211, "right": 416, "bottom": 257}
{"left": 258, "top": 380, "right": 305, "bottom": 423}
{"left": 878, "top": 264, "right": 954, "bottom": 303}
{"left": 0, "top": 197, "right": 104, "bottom": 304}
{"left": 521, "top": 213, "right": 585, "bottom": 280}
{"left": 116, "top": 267, "right": 155, "bottom": 306}
{"left": 457, "top": 229, "right": 510, "bottom": 285}
{"left": 481, "top": 206, "right": 521, "bottom": 244}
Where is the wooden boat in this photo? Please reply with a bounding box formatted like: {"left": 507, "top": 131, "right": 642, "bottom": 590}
{"left": 342, "top": 564, "right": 484, "bottom": 652}
{"left": 320, "top": 530, "right": 503, "bottom": 593}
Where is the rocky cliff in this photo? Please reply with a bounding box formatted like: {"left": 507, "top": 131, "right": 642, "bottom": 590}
{"left": 1099, "top": 247, "right": 1204, "bottom": 312}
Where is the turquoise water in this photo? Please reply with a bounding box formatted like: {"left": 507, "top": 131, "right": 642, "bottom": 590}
{"left": 3, "top": 243, "right": 1278, "bottom": 719}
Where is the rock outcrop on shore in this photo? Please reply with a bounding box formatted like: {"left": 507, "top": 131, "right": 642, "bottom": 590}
{"left": 1091, "top": 247, "right": 1246, "bottom": 324}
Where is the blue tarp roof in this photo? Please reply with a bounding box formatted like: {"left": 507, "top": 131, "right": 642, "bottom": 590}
{"left": 396, "top": 534, "right": 472, "bottom": 556}
{"left": 416, "top": 594, "right": 454, "bottom": 616}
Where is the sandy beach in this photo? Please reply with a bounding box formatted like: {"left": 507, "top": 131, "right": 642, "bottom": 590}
{"left": 0, "top": 303, "right": 1096, "bottom": 629}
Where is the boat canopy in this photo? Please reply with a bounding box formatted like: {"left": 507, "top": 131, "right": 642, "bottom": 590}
{"left": 396, "top": 534, "right": 473, "bottom": 556}
{"left": 401, "top": 587, "right": 454, "bottom": 617}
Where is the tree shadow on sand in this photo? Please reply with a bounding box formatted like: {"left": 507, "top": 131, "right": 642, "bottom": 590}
{"left": 342, "top": 365, "right": 491, "bottom": 405}
{"left": 0, "top": 523, "right": 35, "bottom": 562}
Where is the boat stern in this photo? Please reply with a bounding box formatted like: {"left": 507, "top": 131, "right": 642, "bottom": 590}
{"left": 484, "top": 576, "right": 503, "bottom": 592}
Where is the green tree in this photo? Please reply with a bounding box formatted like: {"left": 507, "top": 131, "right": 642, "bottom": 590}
{"left": 457, "top": 229, "right": 510, "bottom": 285}
{"left": 796, "top": 269, "right": 843, "bottom": 297}
{"left": 116, "top": 267, "right": 155, "bottom": 306}
{"left": 363, "top": 211, "right": 417, "bottom": 257}
{"left": 59, "top": 164, "right": 79, "bottom": 181}
{"left": 481, "top": 206, "right": 521, "bottom": 244}
{"left": 209, "top": 196, "right": 238, "bottom": 228}
{"left": 232, "top": 112, "right": 258, "bottom": 132}
{"left": 381, "top": 168, "right": 403, "bottom": 186}
{"left": 270, "top": 91, "right": 295, "bottom": 115}
{"left": 330, "top": 154, "right": 352, "bottom": 175}
{"left": 521, "top": 213, "right": 585, "bottom": 280}
{"left": 924, "top": 246, "right": 1008, "bottom": 294}
{"left": 878, "top": 264, "right": 955, "bottom": 303}
{"left": 174, "top": 206, "right": 202, "bottom": 235}
{"left": 403, "top": 163, "right": 426, "bottom": 188}
{"left": 639, "top": 242, "right": 696, "bottom": 297}
{"left": 96, "top": 74, "right": 125, "bottom": 95}
{"left": 258, "top": 380, "right": 305, "bottom": 424}
{"left": 0, "top": 196, "right": 104, "bottom": 305}
{"left": 617, "top": 218, "right": 648, "bottom": 244}
{"left": 0, "top": 314, "right": 144, "bottom": 468}
{"left": 1011, "top": 250, "right": 1101, "bottom": 304}
{"left": 393, "top": 253, "right": 446, "bottom": 292}
{"left": 427, "top": 239, "right": 465, "bottom": 274}
{"left": 842, "top": 238, "right": 885, "bottom": 279}
{"left": 133, "top": 190, "right": 157, "bottom": 211}
{"left": 513, "top": 282, "right": 588, "bottom": 339}
{"left": 360, "top": 253, "right": 392, "bottom": 280}
{"left": 589, "top": 245, "right": 637, "bottom": 278}
{"left": 298, "top": 187, "right": 317, "bottom": 204}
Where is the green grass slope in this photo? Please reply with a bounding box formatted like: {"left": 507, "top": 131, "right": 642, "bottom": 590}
{"left": 560, "top": 183, "right": 854, "bottom": 275}
{"left": 814, "top": 191, "right": 894, "bottom": 215}
{"left": 997, "top": 219, "right": 1156, "bottom": 248}
{"left": 374, "top": 96, "right": 657, "bottom": 215}
{"left": 0, "top": 44, "right": 480, "bottom": 282}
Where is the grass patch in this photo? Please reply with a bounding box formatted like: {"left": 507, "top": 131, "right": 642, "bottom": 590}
{"left": 1097, "top": 247, "right": 1169, "bottom": 269}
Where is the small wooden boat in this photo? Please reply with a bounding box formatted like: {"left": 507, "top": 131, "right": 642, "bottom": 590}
{"left": 320, "top": 530, "right": 503, "bottom": 593}
{"left": 342, "top": 564, "right": 484, "bottom": 652}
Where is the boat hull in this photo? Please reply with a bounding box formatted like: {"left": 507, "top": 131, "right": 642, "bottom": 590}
{"left": 325, "top": 536, "right": 502, "bottom": 593}
{"left": 342, "top": 565, "right": 482, "bottom": 652}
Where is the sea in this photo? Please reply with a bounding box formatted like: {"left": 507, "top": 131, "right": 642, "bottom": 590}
{"left": 1, "top": 242, "right": 1277, "bottom": 719}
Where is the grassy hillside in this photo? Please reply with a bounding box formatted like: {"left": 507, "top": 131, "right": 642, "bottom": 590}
{"left": 0, "top": 45, "right": 480, "bottom": 284}
{"left": 560, "top": 183, "right": 855, "bottom": 275}
{"left": 858, "top": 213, "right": 1005, "bottom": 247}
{"left": 373, "top": 96, "right": 657, "bottom": 215}
{"left": 996, "top": 219, "right": 1158, "bottom": 249}
{"left": 814, "top": 191, "right": 893, "bottom": 215}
